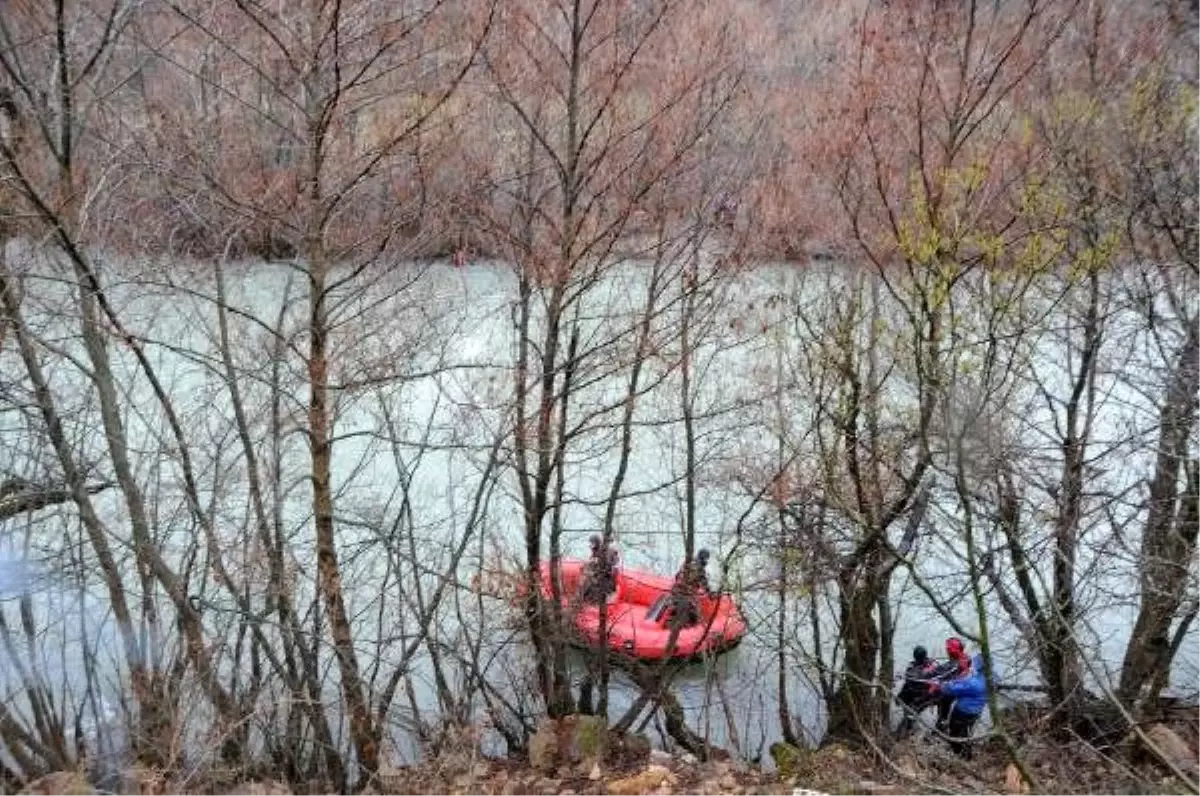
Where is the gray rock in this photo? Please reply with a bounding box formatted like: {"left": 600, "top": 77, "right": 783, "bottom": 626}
{"left": 649, "top": 748, "right": 674, "bottom": 766}
{"left": 529, "top": 713, "right": 611, "bottom": 773}
{"left": 529, "top": 718, "right": 560, "bottom": 772}
{"left": 1141, "top": 724, "right": 1198, "bottom": 776}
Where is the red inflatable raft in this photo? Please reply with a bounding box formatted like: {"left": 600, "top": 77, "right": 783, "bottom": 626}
{"left": 538, "top": 559, "right": 747, "bottom": 661}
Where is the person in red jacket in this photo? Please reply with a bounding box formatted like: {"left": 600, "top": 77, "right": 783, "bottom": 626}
{"left": 933, "top": 637, "right": 971, "bottom": 731}
{"left": 945, "top": 637, "right": 971, "bottom": 672}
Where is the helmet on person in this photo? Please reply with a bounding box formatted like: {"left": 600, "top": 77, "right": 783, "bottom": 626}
{"left": 696, "top": 549, "right": 710, "bottom": 564}
{"left": 590, "top": 534, "right": 602, "bottom": 550}
{"left": 913, "top": 645, "right": 928, "bottom": 664}
{"left": 945, "top": 637, "right": 965, "bottom": 658}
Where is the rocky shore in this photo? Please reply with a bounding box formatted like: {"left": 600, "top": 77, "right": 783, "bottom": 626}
{"left": 17, "top": 711, "right": 1197, "bottom": 796}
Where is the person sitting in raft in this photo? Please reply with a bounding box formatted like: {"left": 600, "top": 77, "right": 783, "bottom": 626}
{"left": 579, "top": 535, "right": 618, "bottom": 605}
{"left": 648, "top": 549, "right": 714, "bottom": 628}
{"left": 606, "top": 542, "right": 620, "bottom": 577}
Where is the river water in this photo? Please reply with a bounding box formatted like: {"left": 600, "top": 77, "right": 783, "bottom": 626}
{"left": 0, "top": 250, "right": 1194, "bottom": 767}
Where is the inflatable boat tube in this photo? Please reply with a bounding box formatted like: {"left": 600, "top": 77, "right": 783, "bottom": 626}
{"left": 538, "top": 558, "right": 747, "bottom": 661}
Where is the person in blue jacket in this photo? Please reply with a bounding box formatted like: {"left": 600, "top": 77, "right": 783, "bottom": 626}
{"left": 934, "top": 637, "right": 972, "bottom": 731}
{"left": 929, "top": 649, "right": 988, "bottom": 758}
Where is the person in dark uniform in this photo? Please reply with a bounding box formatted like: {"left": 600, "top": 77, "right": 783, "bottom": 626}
{"left": 649, "top": 549, "right": 714, "bottom": 628}
{"left": 580, "top": 535, "right": 617, "bottom": 604}
{"left": 895, "top": 646, "right": 958, "bottom": 735}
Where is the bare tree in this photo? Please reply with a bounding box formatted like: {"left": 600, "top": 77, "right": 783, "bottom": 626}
{"left": 786, "top": 0, "right": 1089, "bottom": 747}
{"left": 142, "top": 0, "right": 493, "bottom": 783}
{"left": 475, "top": 0, "right": 747, "bottom": 722}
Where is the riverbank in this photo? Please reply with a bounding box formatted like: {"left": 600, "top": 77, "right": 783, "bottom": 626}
{"left": 17, "top": 707, "right": 1198, "bottom": 796}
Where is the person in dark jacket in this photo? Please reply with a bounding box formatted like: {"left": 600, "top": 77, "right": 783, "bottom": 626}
{"left": 896, "top": 647, "right": 934, "bottom": 734}
{"left": 675, "top": 549, "right": 712, "bottom": 596}
{"left": 671, "top": 549, "right": 713, "bottom": 628}
{"left": 896, "top": 646, "right": 939, "bottom": 733}
{"left": 580, "top": 535, "right": 617, "bottom": 604}
{"left": 648, "top": 549, "right": 713, "bottom": 627}
{"left": 929, "top": 652, "right": 988, "bottom": 758}
{"left": 896, "top": 646, "right": 960, "bottom": 734}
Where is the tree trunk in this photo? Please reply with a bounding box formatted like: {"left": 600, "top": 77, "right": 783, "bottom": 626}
{"left": 1118, "top": 321, "right": 1200, "bottom": 711}
{"left": 826, "top": 565, "right": 884, "bottom": 744}
{"left": 306, "top": 237, "right": 377, "bottom": 781}
{"left": 75, "top": 281, "right": 177, "bottom": 767}
{"left": 0, "top": 263, "right": 160, "bottom": 765}
{"left": 777, "top": 520, "right": 799, "bottom": 746}
{"left": 1042, "top": 269, "right": 1103, "bottom": 725}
